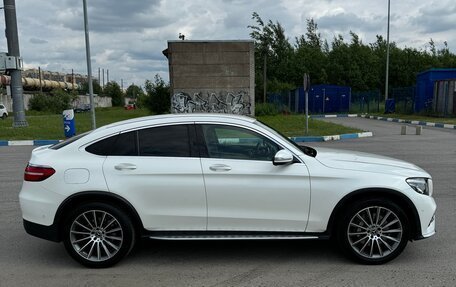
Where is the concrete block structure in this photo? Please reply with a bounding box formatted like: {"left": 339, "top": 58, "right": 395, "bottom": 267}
{"left": 164, "top": 40, "right": 255, "bottom": 116}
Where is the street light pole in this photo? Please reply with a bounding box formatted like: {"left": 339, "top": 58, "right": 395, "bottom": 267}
{"left": 263, "top": 53, "right": 267, "bottom": 103}
{"left": 384, "top": 0, "right": 391, "bottom": 101}
{"left": 3, "top": 0, "right": 28, "bottom": 127}
{"left": 82, "top": 0, "right": 96, "bottom": 130}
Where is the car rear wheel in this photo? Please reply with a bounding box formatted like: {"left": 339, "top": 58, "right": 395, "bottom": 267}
{"left": 1, "top": 113, "right": 6, "bottom": 119}
{"left": 337, "top": 198, "right": 409, "bottom": 264}
{"left": 62, "top": 202, "right": 136, "bottom": 268}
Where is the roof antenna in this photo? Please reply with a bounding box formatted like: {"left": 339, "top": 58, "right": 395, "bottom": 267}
{"left": 178, "top": 33, "right": 185, "bottom": 40}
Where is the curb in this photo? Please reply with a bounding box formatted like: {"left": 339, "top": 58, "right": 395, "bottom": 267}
{"left": 290, "top": 132, "right": 373, "bottom": 143}
{"left": 310, "top": 114, "right": 358, "bottom": 119}
{"left": 359, "top": 115, "right": 456, "bottom": 129}
{"left": 0, "top": 140, "right": 60, "bottom": 147}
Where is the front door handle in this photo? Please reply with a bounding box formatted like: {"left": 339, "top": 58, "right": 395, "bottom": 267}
{"left": 209, "top": 164, "right": 232, "bottom": 172}
{"left": 114, "top": 163, "right": 137, "bottom": 171}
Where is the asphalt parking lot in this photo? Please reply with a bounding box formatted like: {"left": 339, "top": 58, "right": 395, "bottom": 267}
{"left": 1, "top": 117, "right": 455, "bottom": 286}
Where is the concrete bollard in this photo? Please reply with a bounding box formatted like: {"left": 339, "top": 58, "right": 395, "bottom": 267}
{"left": 416, "top": 126, "right": 422, "bottom": 135}
{"left": 401, "top": 125, "right": 407, "bottom": 135}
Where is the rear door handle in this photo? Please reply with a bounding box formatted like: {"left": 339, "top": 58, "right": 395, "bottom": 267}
{"left": 209, "top": 164, "right": 232, "bottom": 172}
{"left": 114, "top": 163, "right": 137, "bottom": 171}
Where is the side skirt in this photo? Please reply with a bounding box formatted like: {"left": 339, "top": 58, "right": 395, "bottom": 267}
{"left": 143, "top": 230, "right": 329, "bottom": 241}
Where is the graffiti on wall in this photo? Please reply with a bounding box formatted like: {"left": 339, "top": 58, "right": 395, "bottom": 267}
{"left": 172, "top": 91, "right": 252, "bottom": 115}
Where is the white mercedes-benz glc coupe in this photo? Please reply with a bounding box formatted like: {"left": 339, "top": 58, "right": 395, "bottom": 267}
{"left": 19, "top": 114, "right": 436, "bottom": 268}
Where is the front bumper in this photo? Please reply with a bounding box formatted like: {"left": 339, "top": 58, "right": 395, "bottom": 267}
{"left": 415, "top": 214, "right": 436, "bottom": 240}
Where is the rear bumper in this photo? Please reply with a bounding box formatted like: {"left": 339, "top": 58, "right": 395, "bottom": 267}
{"left": 23, "top": 219, "right": 61, "bottom": 242}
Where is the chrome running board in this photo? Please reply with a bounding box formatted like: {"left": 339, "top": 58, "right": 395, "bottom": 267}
{"left": 149, "top": 235, "right": 319, "bottom": 240}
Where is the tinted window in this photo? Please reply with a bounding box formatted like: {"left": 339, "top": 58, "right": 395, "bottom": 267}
{"left": 86, "top": 131, "right": 137, "bottom": 156}
{"left": 111, "top": 131, "right": 138, "bottom": 156}
{"left": 201, "top": 125, "right": 280, "bottom": 161}
{"left": 138, "top": 125, "right": 191, "bottom": 157}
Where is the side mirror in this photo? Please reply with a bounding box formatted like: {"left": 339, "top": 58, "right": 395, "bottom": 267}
{"left": 273, "top": 150, "right": 294, "bottom": 166}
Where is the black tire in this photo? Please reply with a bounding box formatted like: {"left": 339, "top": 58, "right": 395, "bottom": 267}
{"left": 1, "top": 113, "right": 6, "bottom": 119}
{"left": 62, "top": 202, "right": 136, "bottom": 268}
{"left": 336, "top": 198, "right": 409, "bottom": 265}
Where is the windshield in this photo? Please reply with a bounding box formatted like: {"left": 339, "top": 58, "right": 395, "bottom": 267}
{"left": 254, "top": 120, "right": 317, "bottom": 157}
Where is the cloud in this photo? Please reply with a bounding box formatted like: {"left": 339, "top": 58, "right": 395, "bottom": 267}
{"left": 411, "top": 4, "right": 456, "bottom": 33}
{"left": 2, "top": 0, "right": 455, "bottom": 87}
{"left": 29, "top": 38, "right": 48, "bottom": 44}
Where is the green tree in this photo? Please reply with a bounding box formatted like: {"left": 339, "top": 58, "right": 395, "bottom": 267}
{"left": 291, "top": 19, "right": 328, "bottom": 86}
{"left": 143, "top": 75, "right": 170, "bottom": 114}
{"left": 103, "top": 81, "right": 124, "bottom": 107}
{"left": 79, "top": 79, "right": 102, "bottom": 95}
{"left": 249, "top": 14, "right": 456, "bottom": 97}
{"left": 29, "top": 89, "right": 77, "bottom": 113}
{"left": 125, "top": 84, "right": 144, "bottom": 99}
{"left": 249, "top": 12, "right": 295, "bottom": 100}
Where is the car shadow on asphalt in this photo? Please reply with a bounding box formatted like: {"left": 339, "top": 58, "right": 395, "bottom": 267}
{"left": 127, "top": 238, "right": 350, "bottom": 266}
{"left": 19, "top": 237, "right": 352, "bottom": 269}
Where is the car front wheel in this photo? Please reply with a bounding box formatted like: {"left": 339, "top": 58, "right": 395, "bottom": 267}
{"left": 62, "top": 202, "right": 136, "bottom": 268}
{"left": 337, "top": 199, "right": 409, "bottom": 264}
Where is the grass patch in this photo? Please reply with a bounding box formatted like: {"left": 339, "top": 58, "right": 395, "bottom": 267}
{"left": 0, "top": 107, "right": 149, "bottom": 140}
{"left": 1, "top": 109, "right": 362, "bottom": 140}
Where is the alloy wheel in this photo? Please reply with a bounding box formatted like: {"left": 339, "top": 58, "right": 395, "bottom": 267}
{"left": 347, "top": 206, "right": 403, "bottom": 259}
{"left": 69, "top": 210, "right": 124, "bottom": 262}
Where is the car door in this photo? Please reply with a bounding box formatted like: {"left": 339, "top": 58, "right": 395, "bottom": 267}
{"left": 197, "top": 124, "right": 311, "bottom": 232}
{"left": 101, "top": 124, "right": 207, "bottom": 231}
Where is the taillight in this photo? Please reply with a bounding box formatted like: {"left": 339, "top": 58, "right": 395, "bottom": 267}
{"left": 24, "top": 164, "right": 56, "bottom": 182}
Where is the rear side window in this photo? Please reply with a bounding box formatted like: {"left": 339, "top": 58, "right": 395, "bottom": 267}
{"left": 86, "top": 131, "right": 137, "bottom": 156}
{"left": 86, "top": 125, "right": 195, "bottom": 157}
{"left": 138, "top": 125, "right": 191, "bottom": 157}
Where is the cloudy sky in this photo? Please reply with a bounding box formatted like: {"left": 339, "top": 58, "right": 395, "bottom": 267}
{"left": 1, "top": 0, "right": 454, "bottom": 88}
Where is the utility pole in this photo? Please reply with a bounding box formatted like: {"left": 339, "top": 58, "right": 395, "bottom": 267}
{"left": 303, "top": 73, "right": 310, "bottom": 135}
{"left": 384, "top": 0, "right": 391, "bottom": 101}
{"left": 38, "top": 66, "right": 42, "bottom": 93}
{"left": 3, "top": 0, "right": 28, "bottom": 127}
{"left": 102, "top": 68, "right": 105, "bottom": 88}
{"left": 106, "top": 69, "right": 109, "bottom": 83}
{"left": 83, "top": 0, "right": 96, "bottom": 129}
{"left": 71, "top": 68, "right": 74, "bottom": 91}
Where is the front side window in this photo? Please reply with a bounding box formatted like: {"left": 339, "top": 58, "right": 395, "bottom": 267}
{"left": 200, "top": 124, "right": 280, "bottom": 161}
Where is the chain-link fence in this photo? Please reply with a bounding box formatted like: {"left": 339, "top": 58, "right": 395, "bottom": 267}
{"left": 391, "top": 86, "right": 415, "bottom": 114}
{"left": 350, "top": 90, "right": 382, "bottom": 113}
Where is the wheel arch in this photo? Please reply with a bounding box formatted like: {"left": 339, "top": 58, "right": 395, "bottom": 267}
{"left": 54, "top": 191, "right": 144, "bottom": 241}
{"left": 326, "top": 188, "right": 421, "bottom": 240}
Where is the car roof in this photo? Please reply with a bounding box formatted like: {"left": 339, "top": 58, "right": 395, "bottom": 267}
{"left": 74, "top": 113, "right": 257, "bottom": 144}
{"left": 99, "top": 113, "right": 256, "bottom": 131}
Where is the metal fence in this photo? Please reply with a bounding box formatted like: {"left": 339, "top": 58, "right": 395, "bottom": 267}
{"left": 391, "top": 86, "right": 415, "bottom": 114}
{"left": 267, "top": 86, "right": 417, "bottom": 115}
{"left": 350, "top": 90, "right": 382, "bottom": 113}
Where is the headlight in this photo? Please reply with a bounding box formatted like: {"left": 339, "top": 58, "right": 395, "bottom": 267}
{"left": 406, "top": 178, "right": 432, "bottom": 196}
